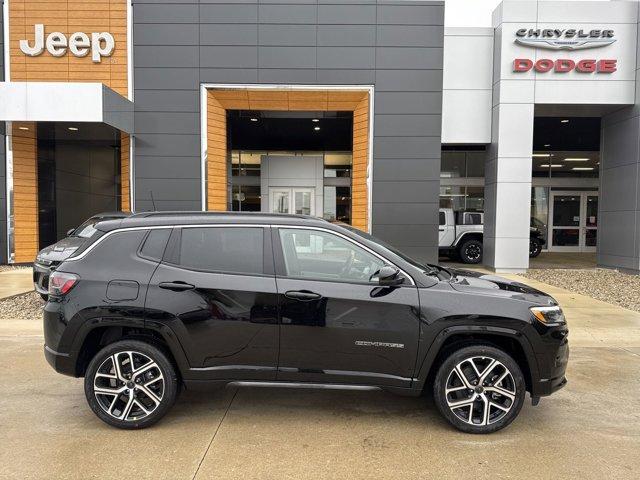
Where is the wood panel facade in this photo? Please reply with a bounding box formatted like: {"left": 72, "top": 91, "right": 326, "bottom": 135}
{"left": 206, "top": 88, "right": 370, "bottom": 230}
{"left": 11, "top": 122, "right": 38, "bottom": 262}
{"left": 6, "top": 0, "right": 129, "bottom": 261}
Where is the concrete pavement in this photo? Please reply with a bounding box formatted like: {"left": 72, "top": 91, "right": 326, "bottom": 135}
{"left": 0, "top": 267, "right": 33, "bottom": 299}
{"left": 0, "top": 277, "right": 639, "bottom": 479}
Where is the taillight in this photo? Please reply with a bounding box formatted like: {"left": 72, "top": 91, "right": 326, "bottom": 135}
{"left": 48, "top": 272, "right": 79, "bottom": 296}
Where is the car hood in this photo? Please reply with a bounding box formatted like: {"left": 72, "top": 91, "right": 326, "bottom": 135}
{"left": 447, "top": 268, "right": 557, "bottom": 306}
{"left": 35, "top": 237, "right": 85, "bottom": 264}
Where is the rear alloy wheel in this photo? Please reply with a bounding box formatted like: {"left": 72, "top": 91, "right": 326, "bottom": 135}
{"left": 434, "top": 345, "right": 525, "bottom": 433}
{"left": 459, "top": 239, "right": 483, "bottom": 264}
{"left": 84, "top": 340, "right": 178, "bottom": 429}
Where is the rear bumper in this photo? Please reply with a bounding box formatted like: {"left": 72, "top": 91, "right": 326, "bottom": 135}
{"left": 44, "top": 344, "right": 76, "bottom": 377}
{"left": 33, "top": 263, "right": 51, "bottom": 295}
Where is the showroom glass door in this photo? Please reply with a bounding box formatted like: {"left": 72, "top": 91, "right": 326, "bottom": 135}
{"left": 549, "top": 191, "right": 598, "bottom": 252}
{"left": 269, "top": 188, "right": 315, "bottom": 216}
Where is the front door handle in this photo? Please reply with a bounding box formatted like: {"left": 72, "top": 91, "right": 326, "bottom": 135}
{"left": 159, "top": 281, "right": 195, "bottom": 292}
{"left": 284, "top": 290, "right": 321, "bottom": 301}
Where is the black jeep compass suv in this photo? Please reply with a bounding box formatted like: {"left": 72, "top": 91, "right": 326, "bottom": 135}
{"left": 43, "top": 212, "right": 568, "bottom": 433}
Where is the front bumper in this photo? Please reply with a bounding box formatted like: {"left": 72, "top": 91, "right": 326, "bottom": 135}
{"left": 531, "top": 327, "right": 569, "bottom": 397}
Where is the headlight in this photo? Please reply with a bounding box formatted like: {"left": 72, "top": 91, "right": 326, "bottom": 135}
{"left": 530, "top": 306, "right": 566, "bottom": 326}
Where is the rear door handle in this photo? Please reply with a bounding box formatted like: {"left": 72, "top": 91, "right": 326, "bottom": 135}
{"left": 284, "top": 290, "right": 321, "bottom": 301}
{"left": 159, "top": 281, "right": 195, "bottom": 292}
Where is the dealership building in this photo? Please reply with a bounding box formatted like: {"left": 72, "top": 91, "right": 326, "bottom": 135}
{"left": 1, "top": 0, "right": 639, "bottom": 273}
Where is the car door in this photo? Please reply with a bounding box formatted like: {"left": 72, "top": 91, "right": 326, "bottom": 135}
{"left": 145, "top": 225, "right": 279, "bottom": 380}
{"left": 273, "top": 226, "right": 421, "bottom": 388}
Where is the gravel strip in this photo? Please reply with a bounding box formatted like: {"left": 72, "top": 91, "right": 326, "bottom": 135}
{"left": 522, "top": 268, "right": 640, "bottom": 312}
{"left": 0, "top": 264, "right": 32, "bottom": 273}
{"left": 0, "top": 291, "right": 44, "bottom": 320}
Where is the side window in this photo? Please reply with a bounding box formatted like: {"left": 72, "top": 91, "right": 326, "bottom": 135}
{"left": 439, "top": 211, "right": 446, "bottom": 226}
{"left": 179, "top": 227, "right": 264, "bottom": 275}
{"left": 279, "top": 228, "right": 385, "bottom": 283}
{"left": 139, "top": 229, "right": 171, "bottom": 261}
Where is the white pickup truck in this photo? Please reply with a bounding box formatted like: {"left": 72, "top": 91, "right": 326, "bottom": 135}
{"left": 439, "top": 208, "right": 543, "bottom": 264}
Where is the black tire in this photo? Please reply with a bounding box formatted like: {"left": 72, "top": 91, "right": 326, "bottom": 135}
{"left": 458, "top": 239, "right": 483, "bottom": 264}
{"left": 529, "top": 238, "right": 542, "bottom": 258}
{"left": 433, "top": 345, "right": 526, "bottom": 434}
{"left": 84, "top": 339, "right": 179, "bottom": 429}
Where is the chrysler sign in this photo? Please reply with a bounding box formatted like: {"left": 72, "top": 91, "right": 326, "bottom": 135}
{"left": 515, "top": 28, "right": 616, "bottom": 50}
{"left": 513, "top": 27, "right": 617, "bottom": 74}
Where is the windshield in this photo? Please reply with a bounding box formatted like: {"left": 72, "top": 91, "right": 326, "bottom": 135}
{"left": 341, "top": 225, "right": 453, "bottom": 280}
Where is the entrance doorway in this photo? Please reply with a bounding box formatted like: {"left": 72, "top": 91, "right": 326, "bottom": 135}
{"left": 269, "top": 188, "right": 315, "bottom": 215}
{"left": 549, "top": 191, "right": 598, "bottom": 252}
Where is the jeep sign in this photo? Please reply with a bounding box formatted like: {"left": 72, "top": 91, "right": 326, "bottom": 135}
{"left": 19, "top": 24, "right": 115, "bottom": 63}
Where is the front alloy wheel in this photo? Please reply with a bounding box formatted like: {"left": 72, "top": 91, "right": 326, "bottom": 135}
{"left": 84, "top": 340, "right": 178, "bottom": 429}
{"left": 434, "top": 345, "right": 525, "bottom": 433}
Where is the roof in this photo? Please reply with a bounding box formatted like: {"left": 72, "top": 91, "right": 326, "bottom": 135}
{"left": 97, "top": 210, "right": 332, "bottom": 231}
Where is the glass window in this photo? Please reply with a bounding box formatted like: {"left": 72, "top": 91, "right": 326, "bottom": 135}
{"left": 441, "top": 152, "right": 465, "bottom": 178}
{"left": 279, "top": 228, "right": 385, "bottom": 283}
{"left": 323, "top": 186, "right": 351, "bottom": 224}
{"left": 531, "top": 187, "right": 549, "bottom": 247}
{"left": 439, "top": 211, "right": 446, "bottom": 226}
{"left": 140, "top": 229, "right": 171, "bottom": 260}
{"left": 179, "top": 227, "right": 263, "bottom": 275}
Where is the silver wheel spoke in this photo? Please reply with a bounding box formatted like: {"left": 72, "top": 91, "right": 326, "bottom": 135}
{"left": 480, "top": 395, "right": 490, "bottom": 426}
{"left": 132, "top": 362, "right": 157, "bottom": 379}
{"left": 454, "top": 365, "right": 473, "bottom": 388}
{"left": 485, "top": 385, "right": 515, "bottom": 401}
{"left": 447, "top": 397, "right": 475, "bottom": 409}
{"left": 94, "top": 385, "right": 127, "bottom": 396}
{"left": 445, "top": 385, "right": 468, "bottom": 394}
{"left": 119, "top": 394, "right": 135, "bottom": 420}
{"left": 137, "top": 384, "right": 162, "bottom": 406}
{"left": 478, "top": 359, "right": 499, "bottom": 383}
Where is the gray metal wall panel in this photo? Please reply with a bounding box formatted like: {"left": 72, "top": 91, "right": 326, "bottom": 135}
{"left": 134, "top": 24, "right": 199, "bottom": 45}
{"left": 133, "top": 0, "right": 444, "bottom": 261}
{"left": 200, "top": 24, "right": 258, "bottom": 45}
{"left": 599, "top": 108, "right": 640, "bottom": 272}
{"left": 258, "top": 46, "right": 316, "bottom": 69}
{"left": 200, "top": 4, "right": 258, "bottom": 23}
{"left": 258, "top": 4, "right": 317, "bottom": 24}
{"left": 259, "top": 25, "right": 316, "bottom": 46}
{"left": 317, "top": 26, "right": 376, "bottom": 47}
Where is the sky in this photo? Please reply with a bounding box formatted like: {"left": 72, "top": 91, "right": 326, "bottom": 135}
{"left": 444, "top": 0, "right": 609, "bottom": 28}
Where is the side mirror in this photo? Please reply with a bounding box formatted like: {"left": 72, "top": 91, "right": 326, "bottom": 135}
{"left": 372, "top": 265, "right": 404, "bottom": 286}
{"left": 66, "top": 228, "right": 75, "bottom": 236}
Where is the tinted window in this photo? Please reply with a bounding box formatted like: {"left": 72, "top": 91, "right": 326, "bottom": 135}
{"left": 179, "top": 227, "right": 263, "bottom": 275}
{"left": 279, "top": 228, "right": 384, "bottom": 283}
{"left": 439, "top": 211, "right": 446, "bottom": 225}
{"left": 139, "top": 229, "right": 171, "bottom": 261}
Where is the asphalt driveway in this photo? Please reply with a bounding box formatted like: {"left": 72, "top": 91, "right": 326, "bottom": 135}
{"left": 1, "top": 275, "right": 639, "bottom": 479}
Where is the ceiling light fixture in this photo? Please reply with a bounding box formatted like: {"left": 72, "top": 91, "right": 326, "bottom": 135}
{"left": 532, "top": 153, "right": 551, "bottom": 157}
{"left": 560, "top": 119, "right": 569, "bottom": 123}
{"left": 314, "top": 126, "right": 320, "bottom": 131}
{"left": 312, "top": 118, "right": 320, "bottom": 123}
{"left": 18, "top": 126, "right": 29, "bottom": 131}
{"left": 563, "top": 158, "right": 589, "bottom": 162}
{"left": 544, "top": 144, "right": 551, "bottom": 147}
{"left": 68, "top": 127, "right": 79, "bottom": 131}
{"left": 250, "top": 118, "right": 258, "bottom": 122}
{"left": 572, "top": 167, "right": 594, "bottom": 171}
{"left": 540, "top": 164, "right": 564, "bottom": 168}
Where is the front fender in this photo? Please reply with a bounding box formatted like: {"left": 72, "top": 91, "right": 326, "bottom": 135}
{"left": 412, "top": 323, "right": 540, "bottom": 393}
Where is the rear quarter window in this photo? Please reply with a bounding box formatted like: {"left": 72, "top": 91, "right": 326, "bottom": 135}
{"left": 178, "top": 227, "right": 264, "bottom": 275}
{"left": 139, "top": 229, "right": 171, "bottom": 261}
